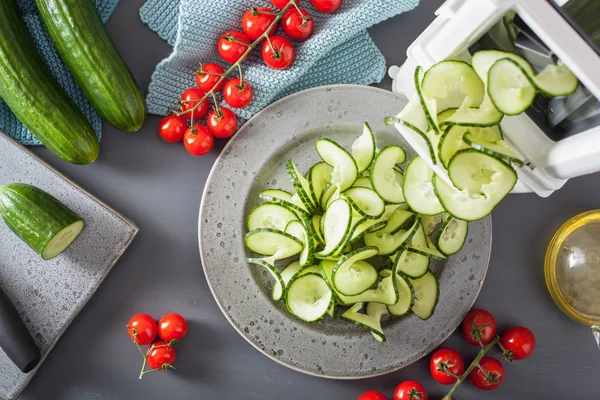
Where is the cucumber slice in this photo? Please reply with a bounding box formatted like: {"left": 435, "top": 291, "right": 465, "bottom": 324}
{"left": 327, "top": 296, "right": 337, "bottom": 318}
{"left": 285, "top": 273, "right": 333, "bottom": 322}
{"left": 439, "top": 96, "right": 503, "bottom": 128}
{"left": 410, "top": 271, "right": 439, "bottom": 320}
{"left": 286, "top": 160, "right": 318, "bottom": 213}
{"left": 247, "top": 202, "right": 298, "bottom": 231}
{"left": 247, "top": 258, "right": 286, "bottom": 301}
{"left": 332, "top": 246, "right": 379, "bottom": 296}
{"left": 311, "top": 215, "right": 325, "bottom": 247}
{"left": 307, "top": 162, "right": 333, "bottom": 208}
{"left": 272, "top": 260, "right": 304, "bottom": 301}
{"left": 422, "top": 60, "right": 485, "bottom": 111}
{"left": 437, "top": 108, "right": 457, "bottom": 124}
{"left": 320, "top": 184, "right": 337, "bottom": 210}
{"left": 348, "top": 217, "right": 388, "bottom": 245}
{"left": 343, "top": 187, "right": 385, "bottom": 220}
{"left": 410, "top": 222, "right": 427, "bottom": 248}
{"left": 316, "top": 138, "right": 358, "bottom": 192}
{"left": 403, "top": 156, "right": 445, "bottom": 215}
{"left": 472, "top": 50, "right": 534, "bottom": 86}
{"left": 370, "top": 146, "right": 407, "bottom": 204}
{"left": 534, "top": 63, "right": 578, "bottom": 97}
{"left": 422, "top": 213, "right": 446, "bottom": 235}
{"left": 351, "top": 122, "right": 376, "bottom": 174}
{"left": 488, "top": 58, "right": 536, "bottom": 115}
{"left": 379, "top": 208, "right": 415, "bottom": 235}
{"left": 414, "top": 66, "right": 440, "bottom": 134}
{"left": 259, "top": 189, "right": 292, "bottom": 202}
{"left": 366, "top": 302, "right": 388, "bottom": 343}
{"left": 387, "top": 273, "right": 415, "bottom": 317}
{"left": 364, "top": 216, "right": 421, "bottom": 256}
{"left": 437, "top": 215, "right": 468, "bottom": 256}
{"left": 298, "top": 265, "right": 321, "bottom": 276}
{"left": 463, "top": 133, "right": 523, "bottom": 167}
{"left": 325, "top": 187, "right": 341, "bottom": 210}
{"left": 353, "top": 176, "right": 372, "bottom": 189}
{"left": 448, "top": 149, "right": 518, "bottom": 194}
{"left": 395, "top": 249, "right": 429, "bottom": 278}
{"left": 285, "top": 219, "right": 314, "bottom": 268}
{"left": 438, "top": 125, "right": 503, "bottom": 168}
{"left": 245, "top": 228, "right": 304, "bottom": 258}
{"left": 341, "top": 302, "right": 386, "bottom": 343}
{"left": 408, "top": 236, "right": 447, "bottom": 261}
{"left": 316, "top": 198, "right": 352, "bottom": 257}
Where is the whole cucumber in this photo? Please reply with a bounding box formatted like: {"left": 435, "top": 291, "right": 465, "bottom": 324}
{"left": 34, "top": 0, "right": 147, "bottom": 132}
{"left": 0, "top": 0, "right": 100, "bottom": 165}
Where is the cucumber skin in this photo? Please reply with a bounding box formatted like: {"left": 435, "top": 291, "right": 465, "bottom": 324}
{"left": 0, "top": 184, "right": 84, "bottom": 259}
{"left": 0, "top": 0, "right": 99, "bottom": 165}
{"left": 34, "top": 0, "right": 146, "bottom": 132}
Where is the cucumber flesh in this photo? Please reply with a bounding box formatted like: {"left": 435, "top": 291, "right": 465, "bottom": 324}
{"left": 317, "top": 198, "right": 352, "bottom": 257}
{"left": 286, "top": 160, "right": 318, "bottom": 212}
{"left": 387, "top": 273, "right": 415, "bottom": 317}
{"left": 316, "top": 139, "right": 358, "bottom": 192}
{"left": 248, "top": 258, "right": 286, "bottom": 301}
{"left": 272, "top": 260, "right": 304, "bottom": 301}
{"left": 403, "top": 157, "right": 445, "bottom": 215}
{"left": 352, "top": 177, "right": 372, "bottom": 189}
{"left": 364, "top": 217, "right": 421, "bottom": 256}
{"left": 415, "top": 66, "right": 440, "bottom": 134}
{"left": 410, "top": 271, "right": 439, "bottom": 320}
{"left": 285, "top": 219, "right": 314, "bottom": 267}
{"left": 248, "top": 202, "right": 298, "bottom": 231}
{"left": 370, "top": 146, "right": 407, "bottom": 204}
{"left": 341, "top": 302, "right": 386, "bottom": 342}
{"left": 343, "top": 187, "right": 385, "bottom": 219}
{"left": 439, "top": 125, "right": 503, "bottom": 168}
{"left": 285, "top": 273, "right": 332, "bottom": 322}
{"left": 448, "top": 149, "right": 518, "bottom": 194}
{"left": 351, "top": 122, "right": 376, "bottom": 174}
{"left": 437, "top": 216, "right": 468, "bottom": 256}
{"left": 534, "top": 63, "right": 579, "bottom": 97}
{"left": 422, "top": 60, "right": 485, "bottom": 111}
{"left": 488, "top": 58, "right": 536, "bottom": 115}
{"left": 332, "top": 246, "right": 379, "bottom": 296}
{"left": 245, "top": 229, "right": 304, "bottom": 258}
{"left": 395, "top": 249, "right": 429, "bottom": 278}
{"left": 463, "top": 133, "right": 523, "bottom": 167}
{"left": 379, "top": 208, "right": 414, "bottom": 235}
{"left": 307, "top": 162, "right": 333, "bottom": 208}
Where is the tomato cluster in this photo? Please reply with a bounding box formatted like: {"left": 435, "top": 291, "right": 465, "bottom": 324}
{"left": 157, "top": 0, "right": 344, "bottom": 156}
{"left": 358, "top": 309, "right": 536, "bottom": 400}
{"left": 127, "top": 313, "right": 188, "bottom": 377}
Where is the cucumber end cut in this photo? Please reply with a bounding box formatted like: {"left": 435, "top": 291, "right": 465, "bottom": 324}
{"left": 41, "top": 220, "right": 85, "bottom": 260}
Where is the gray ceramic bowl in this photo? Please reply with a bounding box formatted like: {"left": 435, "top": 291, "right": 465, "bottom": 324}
{"left": 199, "top": 85, "right": 491, "bottom": 379}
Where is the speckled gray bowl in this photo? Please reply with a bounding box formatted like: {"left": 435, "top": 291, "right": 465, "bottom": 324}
{"left": 199, "top": 85, "right": 491, "bottom": 379}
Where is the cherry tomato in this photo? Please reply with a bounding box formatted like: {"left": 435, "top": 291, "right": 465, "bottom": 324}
{"left": 394, "top": 381, "right": 428, "bottom": 400}
{"left": 461, "top": 309, "right": 497, "bottom": 345}
{"left": 158, "top": 115, "right": 188, "bottom": 143}
{"left": 358, "top": 391, "right": 387, "bottom": 400}
{"left": 262, "top": 36, "right": 295, "bottom": 70}
{"left": 242, "top": 7, "right": 277, "bottom": 41}
{"left": 184, "top": 124, "right": 214, "bottom": 156}
{"left": 469, "top": 356, "right": 505, "bottom": 391}
{"left": 127, "top": 314, "right": 157, "bottom": 345}
{"left": 196, "top": 63, "right": 225, "bottom": 93}
{"left": 218, "top": 31, "right": 251, "bottom": 64}
{"left": 282, "top": 8, "right": 314, "bottom": 41}
{"left": 429, "top": 348, "right": 465, "bottom": 385}
{"left": 223, "top": 78, "right": 253, "bottom": 108}
{"left": 146, "top": 341, "right": 177, "bottom": 370}
{"left": 500, "top": 326, "right": 536, "bottom": 361}
{"left": 180, "top": 88, "right": 209, "bottom": 120}
{"left": 311, "top": 0, "right": 343, "bottom": 13}
{"left": 207, "top": 107, "right": 238, "bottom": 139}
{"left": 158, "top": 313, "right": 188, "bottom": 343}
{"left": 271, "top": 0, "right": 299, "bottom": 9}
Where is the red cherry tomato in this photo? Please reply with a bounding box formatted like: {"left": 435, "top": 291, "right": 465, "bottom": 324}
{"left": 218, "top": 31, "right": 251, "bottom": 64}
{"left": 223, "top": 78, "right": 253, "bottom": 108}
{"left": 394, "top": 381, "right": 428, "bottom": 400}
{"left": 146, "top": 341, "right": 177, "bottom": 370}
{"left": 262, "top": 36, "right": 295, "bottom": 70}
{"left": 196, "top": 63, "right": 225, "bottom": 93}
{"left": 469, "top": 356, "right": 505, "bottom": 391}
{"left": 282, "top": 8, "right": 314, "bottom": 41}
{"left": 311, "top": 0, "right": 343, "bottom": 13}
{"left": 242, "top": 7, "right": 277, "bottom": 41}
{"left": 429, "top": 348, "right": 465, "bottom": 385}
{"left": 180, "top": 88, "right": 209, "bottom": 120}
{"left": 127, "top": 314, "right": 157, "bottom": 345}
{"left": 358, "top": 391, "right": 387, "bottom": 400}
{"left": 271, "top": 0, "right": 299, "bottom": 9}
{"left": 158, "top": 313, "right": 188, "bottom": 343}
{"left": 158, "top": 115, "right": 188, "bottom": 143}
{"left": 184, "top": 124, "right": 214, "bottom": 156}
{"left": 207, "top": 107, "right": 238, "bottom": 139}
{"left": 500, "top": 326, "right": 536, "bottom": 361}
{"left": 461, "top": 309, "right": 497, "bottom": 345}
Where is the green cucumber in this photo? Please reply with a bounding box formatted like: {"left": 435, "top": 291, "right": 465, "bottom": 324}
{"left": 409, "top": 271, "right": 440, "bottom": 320}
{"left": 332, "top": 247, "right": 379, "bottom": 296}
{"left": 248, "top": 258, "right": 286, "bottom": 301}
{"left": 341, "top": 302, "right": 387, "bottom": 343}
{"left": 370, "top": 146, "right": 407, "bottom": 204}
{"left": 0, "top": 184, "right": 84, "bottom": 260}
{"left": 351, "top": 122, "right": 376, "bottom": 174}
{"left": 0, "top": 0, "right": 99, "bottom": 165}
{"left": 285, "top": 273, "right": 333, "bottom": 322}
{"left": 34, "top": 0, "right": 146, "bottom": 132}
{"left": 463, "top": 133, "right": 523, "bottom": 167}
{"left": 247, "top": 202, "right": 298, "bottom": 231}
{"left": 403, "top": 156, "right": 445, "bottom": 215}
{"left": 422, "top": 60, "right": 485, "bottom": 111}
{"left": 343, "top": 187, "right": 385, "bottom": 219}
{"left": 438, "top": 125, "right": 503, "bottom": 169}
{"left": 437, "top": 215, "right": 468, "bottom": 256}
{"left": 387, "top": 273, "right": 415, "bottom": 317}
{"left": 316, "top": 138, "right": 358, "bottom": 192}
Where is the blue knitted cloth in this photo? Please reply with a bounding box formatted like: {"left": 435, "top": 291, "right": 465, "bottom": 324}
{"left": 140, "top": 0, "right": 419, "bottom": 120}
{"left": 0, "top": 0, "right": 120, "bottom": 146}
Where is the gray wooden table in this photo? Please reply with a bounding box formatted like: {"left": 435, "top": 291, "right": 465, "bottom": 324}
{"left": 21, "top": 0, "right": 600, "bottom": 398}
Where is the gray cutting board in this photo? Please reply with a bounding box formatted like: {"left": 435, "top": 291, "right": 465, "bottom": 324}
{"left": 0, "top": 132, "right": 138, "bottom": 399}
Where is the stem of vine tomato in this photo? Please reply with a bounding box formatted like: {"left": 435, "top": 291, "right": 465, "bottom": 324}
{"left": 175, "top": 0, "right": 297, "bottom": 117}
{"left": 211, "top": 92, "right": 221, "bottom": 117}
{"left": 442, "top": 337, "right": 500, "bottom": 400}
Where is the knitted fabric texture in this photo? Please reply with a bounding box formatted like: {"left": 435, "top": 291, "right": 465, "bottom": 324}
{"left": 0, "top": 0, "right": 120, "bottom": 146}
{"left": 140, "top": 0, "right": 419, "bottom": 120}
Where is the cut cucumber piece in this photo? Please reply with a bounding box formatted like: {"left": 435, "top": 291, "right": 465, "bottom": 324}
{"left": 364, "top": 217, "right": 421, "bottom": 256}
{"left": 351, "top": 122, "right": 376, "bottom": 174}
{"left": 247, "top": 258, "right": 286, "bottom": 301}
{"left": 370, "top": 146, "right": 407, "bottom": 204}
{"left": 463, "top": 133, "right": 523, "bottom": 167}
{"left": 387, "top": 273, "right": 415, "bottom": 317}
{"left": 438, "top": 124, "right": 503, "bottom": 168}
{"left": 272, "top": 260, "right": 304, "bottom": 301}
{"left": 285, "top": 219, "right": 314, "bottom": 268}
{"left": 319, "top": 184, "right": 337, "bottom": 210}
{"left": 410, "top": 271, "right": 439, "bottom": 320}
{"left": 379, "top": 207, "right": 414, "bottom": 235}
{"left": 298, "top": 265, "right": 321, "bottom": 276}
{"left": 422, "top": 213, "right": 446, "bottom": 235}
{"left": 307, "top": 162, "right": 333, "bottom": 208}
{"left": 408, "top": 237, "right": 447, "bottom": 261}
{"left": 422, "top": 60, "right": 485, "bottom": 111}
{"left": 247, "top": 202, "right": 298, "bottom": 231}
{"left": 472, "top": 50, "right": 534, "bottom": 87}
{"left": 534, "top": 63, "right": 578, "bottom": 97}
{"left": 448, "top": 149, "right": 518, "bottom": 194}
{"left": 341, "top": 302, "right": 386, "bottom": 343}
{"left": 343, "top": 187, "right": 385, "bottom": 220}
{"left": 285, "top": 273, "right": 333, "bottom": 322}
{"left": 332, "top": 246, "right": 379, "bottom": 296}
{"left": 395, "top": 249, "right": 429, "bottom": 278}
{"left": 353, "top": 176, "right": 372, "bottom": 189}
{"left": 414, "top": 66, "right": 440, "bottom": 134}
{"left": 286, "top": 160, "right": 318, "bottom": 213}
{"left": 245, "top": 228, "right": 304, "bottom": 258}
{"left": 316, "top": 138, "right": 358, "bottom": 192}
{"left": 366, "top": 302, "right": 388, "bottom": 343}
{"left": 488, "top": 58, "right": 536, "bottom": 115}
{"left": 311, "top": 215, "right": 325, "bottom": 247}
{"left": 403, "top": 156, "right": 445, "bottom": 215}
{"left": 316, "top": 198, "right": 352, "bottom": 257}
{"left": 437, "top": 215, "right": 468, "bottom": 256}
{"left": 439, "top": 96, "right": 503, "bottom": 128}
{"left": 437, "top": 108, "right": 457, "bottom": 124}
{"left": 410, "top": 222, "right": 427, "bottom": 248}
{"left": 259, "top": 189, "right": 292, "bottom": 203}
{"left": 348, "top": 217, "right": 388, "bottom": 245}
